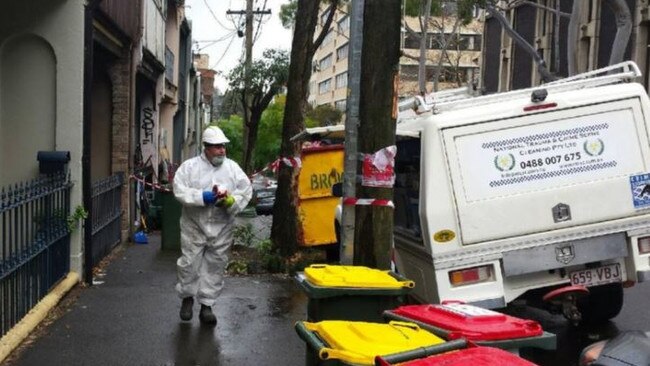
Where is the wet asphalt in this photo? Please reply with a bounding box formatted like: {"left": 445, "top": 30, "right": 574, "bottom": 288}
{"left": 4, "top": 212, "right": 650, "bottom": 365}
{"left": 3, "top": 230, "right": 307, "bottom": 366}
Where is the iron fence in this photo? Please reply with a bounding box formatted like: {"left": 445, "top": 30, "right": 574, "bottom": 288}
{"left": 89, "top": 172, "right": 124, "bottom": 268}
{"left": 0, "top": 173, "right": 72, "bottom": 338}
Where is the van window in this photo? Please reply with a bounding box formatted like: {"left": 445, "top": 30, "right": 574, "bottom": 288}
{"left": 394, "top": 138, "right": 422, "bottom": 241}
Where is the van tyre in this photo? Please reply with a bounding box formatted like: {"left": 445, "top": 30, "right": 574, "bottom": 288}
{"left": 576, "top": 283, "right": 624, "bottom": 324}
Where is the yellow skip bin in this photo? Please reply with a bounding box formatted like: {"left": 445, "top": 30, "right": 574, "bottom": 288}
{"left": 297, "top": 145, "right": 344, "bottom": 247}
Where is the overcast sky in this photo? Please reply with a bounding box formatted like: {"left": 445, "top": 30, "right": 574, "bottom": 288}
{"left": 185, "top": 0, "right": 293, "bottom": 92}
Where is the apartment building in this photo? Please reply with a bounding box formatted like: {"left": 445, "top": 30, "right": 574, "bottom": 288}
{"left": 308, "top": 5, "right": 483, "bottom": 112}
{"left": 480, "top": 0, "right": 649, "bottom": 93}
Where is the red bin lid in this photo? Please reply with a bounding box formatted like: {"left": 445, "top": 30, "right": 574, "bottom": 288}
{"left": 398, "top": 346, "right": 538, "bottom": 365}
{"left": 391, "top": 303, "right": 543, "bottom": 341}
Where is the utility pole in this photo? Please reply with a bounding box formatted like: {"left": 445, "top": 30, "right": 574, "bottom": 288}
{"left": 226, "top": 1, "right": 271, "bottom": 84}
{"left": 340, "top": 0, "right": 364, "bottom": 264}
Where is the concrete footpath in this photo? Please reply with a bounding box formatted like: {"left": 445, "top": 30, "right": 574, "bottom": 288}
{"left": 3, "top": 232, "right": 308, "bottom": 366}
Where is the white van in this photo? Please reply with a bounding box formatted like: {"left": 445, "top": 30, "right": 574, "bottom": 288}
{"left": 392, "top": 62, "right": 650, "bottom": 323}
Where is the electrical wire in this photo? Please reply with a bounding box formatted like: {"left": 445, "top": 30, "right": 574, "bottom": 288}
{"left": 210, "top": 31, "right": 239, "bottom": 70}
{"left": 252, "top": 0, "right": 269, "bottom": 45}
{"left": 203, "top": 0, "right": 236, "bottom": 31}
{"left": 194, "top": 31, "right": 238, "bottom": 51}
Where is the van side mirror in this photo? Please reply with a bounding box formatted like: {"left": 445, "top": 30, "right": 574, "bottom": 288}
{"left": 332, "top": 182, "right": 343, "bottom": 197}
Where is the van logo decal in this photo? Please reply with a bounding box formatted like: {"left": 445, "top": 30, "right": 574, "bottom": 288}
{"left": 583, "top": 138, "right": 604, "bottom": 156}
{"left": 630, "top": 173, "right": 650, "bottom": 209}
{"left": 494, "top": 154, "right": 515, "bottom": 171}
{"left": 555, "top": 244, "right": 575, "bottom": 264}
{"left": 552, "top": 203, "right": 571, "bottom": 222}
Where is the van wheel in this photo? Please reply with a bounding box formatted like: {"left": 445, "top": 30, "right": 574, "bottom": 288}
{"left": 576, "top": 283, "right": 624, "bottom": 324}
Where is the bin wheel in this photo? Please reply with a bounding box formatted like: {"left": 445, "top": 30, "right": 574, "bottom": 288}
{"left": 577, "top": 283, "right": 624, "bottom": 324}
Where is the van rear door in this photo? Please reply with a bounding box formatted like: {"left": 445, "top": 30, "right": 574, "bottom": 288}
{"left": 443, "top": 98, "right": 650, "bottom": 244}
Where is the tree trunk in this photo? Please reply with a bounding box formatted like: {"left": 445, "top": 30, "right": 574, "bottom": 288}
{"left": 353, "top": 0, "right": 400, "bottom": 269}
{"left": 270, "top": 0, "right": 320, "bottom": 257}
{"left": 433, "top": 17, "right": 461, "bottom": 91}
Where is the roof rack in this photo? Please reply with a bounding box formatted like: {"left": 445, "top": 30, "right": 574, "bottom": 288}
{"left": 397, "top": 85, "right": 477, "bottom": 113}
{"left": 430, "top": 61, "right": 641, "bottom": 113}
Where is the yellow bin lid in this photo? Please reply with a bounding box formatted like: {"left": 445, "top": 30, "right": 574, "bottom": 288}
{"left": 304, "top": 320, "right": 445, "bottom": 365}
{"left": 304, "top": 265, "right": 414, "bottom": 289}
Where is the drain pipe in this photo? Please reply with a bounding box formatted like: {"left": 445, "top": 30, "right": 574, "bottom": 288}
{"left": 82, "top": 0, "right": 102, "bottom": 285}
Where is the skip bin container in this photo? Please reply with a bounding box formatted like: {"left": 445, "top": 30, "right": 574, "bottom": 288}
{"left": 375, "top": 341, "right": 539, "bottom": 366}
{"left": 160, "top": 191, "right": 182, "bottom": 251}
{"left": 295, "top": 320, "right": 445, "bottom": 366}
{"left": 384, "top": 302, "right": 556, "bottom": 353}
{"left": 296, "top": 265, "right": 414, "bottom": 322}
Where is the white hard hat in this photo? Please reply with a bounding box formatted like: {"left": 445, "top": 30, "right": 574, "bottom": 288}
{"left": 202, "top": 126, "right": 230, "bottom": 144}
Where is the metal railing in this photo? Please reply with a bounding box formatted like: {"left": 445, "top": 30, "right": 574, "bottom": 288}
{"left": 0, "top": 173, "right": 72, "bottom": 338}
{"left": 89, "top": 173, "right": 124, "bottom": 268}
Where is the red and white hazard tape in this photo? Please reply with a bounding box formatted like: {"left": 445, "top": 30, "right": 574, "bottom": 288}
{"left": 262, "top": 156, "right": 302, "bottom": 175}
{"left": 343, "top": 198, "right": 394, "bottom": 208}
{"left": 130, "top": 174, "right": 171, "bottom": 192}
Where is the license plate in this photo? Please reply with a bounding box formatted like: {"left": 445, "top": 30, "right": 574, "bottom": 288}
{"left": 569, "top": 263, "right": 622, "bottom": 287}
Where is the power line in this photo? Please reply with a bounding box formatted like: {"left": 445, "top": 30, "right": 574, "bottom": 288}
{"left": 210, "top": 31, "right": 239, "bottom": 70}
{"left": 203, "top": 0, "right": 236, "bottom": 31}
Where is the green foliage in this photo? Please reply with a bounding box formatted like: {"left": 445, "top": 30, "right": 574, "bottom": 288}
{"left": 227, "top": 49, "right": 290, "bottom": 95}
{"left": 306, "top": 104, "right": 343, "bottom": 126}
{"left": 403, "top": 0, "right": 442, "bottom": 17}
{"left": 257, "top": 239, "right": 285, "bottom": 273}
{"left": 279, "top": 0, "right": 298, "bottom": 29}
{"left": 226, "top": 259, "right": 249, "bottom": 275}
{"left": 279, "top": 0, "right": 349, "bottom": 29}
{"left": 254, "top": 95, "right": 285, "bottom": 170}
{"left": 213, "top": 116, "right": 244, "bottom": 166}
{"left": 403, "top": 0, "right": 484, "bottom": 25}
{"left": 233, "top": 222, "right": 255, "bottom": 247}
{"left": 67, "top": 205, "right": 88, "bottom": 233}
{"left": 218, "top": 89, "right": 244, "bottom": 119}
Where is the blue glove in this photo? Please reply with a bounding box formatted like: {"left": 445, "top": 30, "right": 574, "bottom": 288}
{"left": 202, "top": 191, "right": 216, "bottom": 205}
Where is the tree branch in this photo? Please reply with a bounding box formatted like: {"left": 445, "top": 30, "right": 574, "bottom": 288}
{"left": 606, "top": 0, "right": 632, "bottom": 66}
{"left": 515, "top": 1, "right": 570, "bottom": 18}
{"left": 311, "top": 0, "right": 340, "bottom": 53}
{"left": 403, "top": 21, "right": 421, "bottom": 40}
{"left": 486, "top": 3, "right": 556, "bottom": 82}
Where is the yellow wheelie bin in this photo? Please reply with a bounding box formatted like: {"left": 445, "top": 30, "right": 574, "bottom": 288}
{"left": 295, "top": 320, "right": 446, "bottom": 366}
{"left": 295, "top": 264, "right": 414, "bottom": 322}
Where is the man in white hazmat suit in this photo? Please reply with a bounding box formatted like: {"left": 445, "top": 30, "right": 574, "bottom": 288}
{"left": 173, "top": 126, "right": 252, "bottom": 325}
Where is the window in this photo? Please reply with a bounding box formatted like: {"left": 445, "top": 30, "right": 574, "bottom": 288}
{"left": 320, "top": 11, "right": 329, "bottom": 26}
{"left": 335, "top": 72, "right": 348, "bottom": 89}
{"left": 338, "top": 15, "right": 350, "bottom": 33}
{"left": 403, "top": 32, "right": 420, "bottom": 49}
{"left": 393, "top": 138, "right": 423, "bottom": 240}
{"left": 335, "top": 99, "right": 347, "bottom": 111}
{"left": 319, "top": 79, "right": 332, "bottom": 94}
{"left": 336, "top": 43, "right": 348, "bottom": 61}
{"left": 323, "top": 30, "right": 334, "bottom": 45}
{"left": 400, "top": 65, "right": 418, "bottom": 81}
{"left": 319, "top": 53, "right": 333, "bottom": 70}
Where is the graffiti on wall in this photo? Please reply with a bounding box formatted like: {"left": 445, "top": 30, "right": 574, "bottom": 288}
{"left": 139, "top": 94, "right": 158, "bottom": 178}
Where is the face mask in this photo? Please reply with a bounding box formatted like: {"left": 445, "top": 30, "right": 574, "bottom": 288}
{"left": 210, "top": 155, "right": 225, "bottom": 167}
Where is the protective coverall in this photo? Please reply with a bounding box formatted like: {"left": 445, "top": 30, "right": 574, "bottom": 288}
{"left": 173, "top": 153, "right": 252, "bottom": 306}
